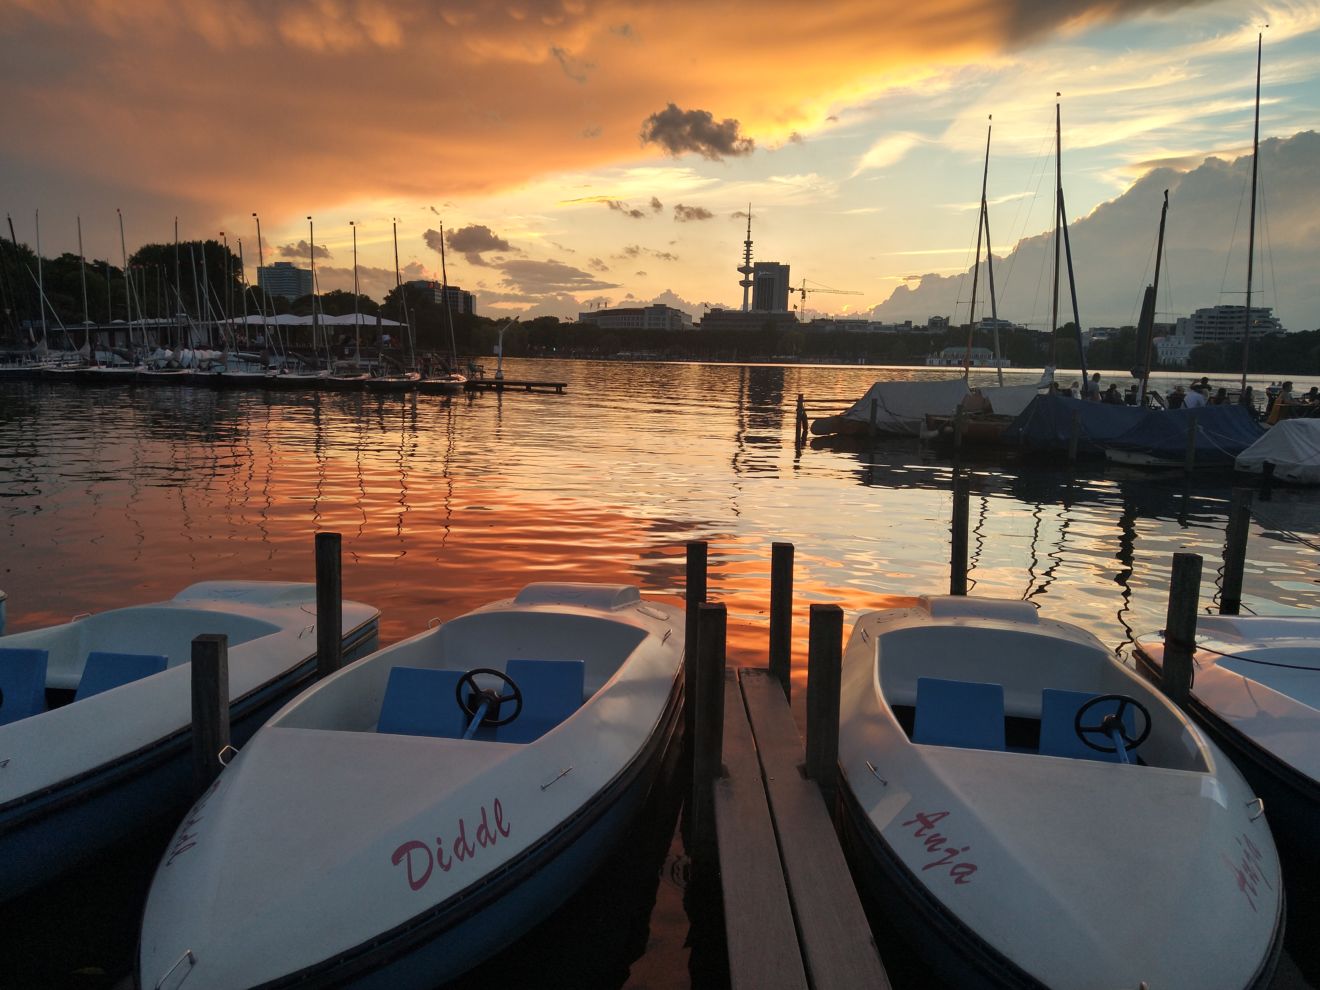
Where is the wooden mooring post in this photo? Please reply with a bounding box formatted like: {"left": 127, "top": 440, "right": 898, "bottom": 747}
{"left": 191, "top": 633, "right": 230, "bottom": 797}
{"left": 795, "top": 393, "right": 808, "bottom": 444}
{"left": 1162, "top": 553, "right": 1203, "bottom": 706}
{"left": 768, "top": 542, "right": 794, "bottom": 700}
{"left": 690, "top": 601, "right": 727, "bottom": 868}
{"left": 1183, "top": 412, "right": 1199, "bottom": 474}
{"left": 804, "top": 603, "right": 843, "bottom": 810}
{"left": 1220, "top": 488, "right": 1252, "bottom": 616}
{"left": 315, "top": 532, "right": 343, "bottom": 680}
{"left": 1067, "top": 409, "right": 1082, "bottom": 462}
{"left": 868, "top": 397, "right": 879, "bottom": 439}
{"left": 1260, "top": 461, "right": 1275, "bottom": 501}
{"left": 950, "top": 471, "right": 970, "bottom": 596}
{"left": 684, "top": 540, "right": 709, "bottom": 741}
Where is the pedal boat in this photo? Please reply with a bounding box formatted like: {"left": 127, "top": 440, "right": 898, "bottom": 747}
{"left": 138, "top": 582, "right": 683, "bottom": 990}
{"left": 837, "top": 596, "right": 1284, "bottom": 990}
{"left": 1135, "top": 615, "right": 1320, "bottom": 899}
{"left": 0, "top": 581, "right": 379, "bottom": 901}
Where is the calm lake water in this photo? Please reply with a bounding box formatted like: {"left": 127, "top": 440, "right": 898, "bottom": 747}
{"left": 2, "top": 359, "right": 1317, "bottom": 988}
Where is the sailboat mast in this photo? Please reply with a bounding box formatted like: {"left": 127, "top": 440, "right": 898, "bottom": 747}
{"left": 1138, "top": 191, "right": 1170, "bottom": 405}
{"left": 1050, "top": 98, "right": 1061, "bottom": 369}
{"left": 117, "top": 208, "right": 136, "bottom": 357}
{"left": 439, "top": 220, "right": 457, "bottom": 369}
{"left": 964, "top": 119, "right": 990, "bottom": 380}
{"left": 351, "top": 220, "right": 360, "bottom": 366}
{"left": 35, "top": 211, "right": 47, "bottom": 349}
{"left": 983, "top": 194, "right": 1003, "bottom": 387}
{"left": 308, "top": 216, "right": 319, "bottom": 364}
{"left": 1240, "top": 33, "right": 1262, "bottom": 394}
{"left": 77, "top": 216, "right": 94, "bottom": 364}
{"left": 1053, "top": 99, "right": 1088, "bottom": 382}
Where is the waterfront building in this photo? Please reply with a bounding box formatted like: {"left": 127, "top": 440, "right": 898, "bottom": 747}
{"left": 578, "top": 304, "right": 693, "bottom": 331}
{"left": 257, "top": 262, "right": 313, "bottom": 301}
{"left": 699, "top": 308, "right": 798, "bottom": 332}
{"left": 751, "top": 262, "right": 791, "bottom": 312}
{"left": 925, "top": 345, "right": 1011, "bottom": 368}
{"left": 1175, "top": 305, "right": 1282, "bottom": 345}
{"left": 405, "top": 280, "right": 476, "bottom": 316}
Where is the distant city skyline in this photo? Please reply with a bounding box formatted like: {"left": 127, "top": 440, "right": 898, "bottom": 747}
{"left": 2, "top": 0, "right": 1317, "bottom": 328}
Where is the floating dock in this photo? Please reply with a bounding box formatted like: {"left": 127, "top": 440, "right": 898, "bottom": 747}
{"left": 465, "top": 377, "right": 567, "bottom": 394}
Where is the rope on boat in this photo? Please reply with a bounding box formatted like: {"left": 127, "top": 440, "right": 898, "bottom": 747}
{"left": 1247, "top": 507, "right": 1320, "bottom": 554}
{"left": 1163, "top": 634, "right": 1320, "bottom": 672}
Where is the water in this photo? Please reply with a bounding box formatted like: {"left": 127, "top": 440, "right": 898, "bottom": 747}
{"left": 2, "top": 360, "right": 1317, "bottom": 988}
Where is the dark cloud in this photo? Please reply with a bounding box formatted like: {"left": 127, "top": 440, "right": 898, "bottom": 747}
{"left": 636, "top": 270, "right": 647, "bottom": 276}
{"left": 497, "top": 258, "right": 618, "bottom": 295}
{"left": 617, "top": 245, "right": 642, "bottom": 258}
{"left": 278, "top": 239, "right": 331, "bottom": 260}
{"left": 582, "top": 125, "right": 602, "bottom": 139}
{"left": 640, "top": 103, "right": 755, "bottom": 159}
{"left": 650, "top": 196, "right": 663, "bottom": 213}
{"left": 673, "top": 203, "right": 714, "bottom": 222}
{"left": 588, "top": 257, "right": 609, "bottom": 272}
{"left": 606, "top": 200, "right": 647, "bottom": 219}
{"left": 652, "top": 250, "right": 678, "bottom": 262}
{"left": 430, "top": 224, "right": 514, "bottom": 266}
{"left": 730, "top": 210, "right": 749, "bottom": 220}
{"left": 788, "top": 131, "right": 804, "bottom": 144}
{"left": 551, "top": 46, "right": 592, "bottom": 83}
{"left": 613, "top": 244, "right": 677, "bottom": 262}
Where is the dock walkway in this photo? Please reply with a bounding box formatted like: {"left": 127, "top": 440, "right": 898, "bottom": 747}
{"left": 465, "top": 377, "right": 566, "bottom": 394}
{"left": 710, "top": 664, "right": 890, "bottom": 990}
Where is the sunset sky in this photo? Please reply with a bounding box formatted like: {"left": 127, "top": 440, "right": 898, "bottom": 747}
{"left": 2, "top": 0, "right": 1318, "bottom": 329}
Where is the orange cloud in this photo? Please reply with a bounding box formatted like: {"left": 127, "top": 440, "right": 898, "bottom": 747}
{"left": 0, "top": 0, "right": 1211, "bottom": 231}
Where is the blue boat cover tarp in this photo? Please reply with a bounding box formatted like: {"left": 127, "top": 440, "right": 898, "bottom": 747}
{"left": 1003, "top": 395, "right": 1265, "bottom": 463}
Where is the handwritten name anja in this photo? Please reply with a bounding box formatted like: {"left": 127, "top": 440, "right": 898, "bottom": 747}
{"left": 900, "top": 810, "right": 978, "bottom": 885}
{"left": 392, "top": 799, "right": 511, "bottom": 892}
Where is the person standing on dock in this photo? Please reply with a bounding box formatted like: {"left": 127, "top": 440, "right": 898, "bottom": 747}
{"left": 1083, "top": 372, "right": 1101, "bottom": 401}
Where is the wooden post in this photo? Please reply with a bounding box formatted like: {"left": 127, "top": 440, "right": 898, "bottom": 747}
{"left": 690, "top": 602, "right": 727, "bottom": 868}
{"left": 805, "top": 604, "right": 843, "bottom": 809}
{"left": 1183, "top": 412, "right": 1198, "bottom": 474}
{"left": 315, "top": 532, "right": 343, "bottom": 680}
{"left": 1220, "top": 489, "right": 1252, "bottom": 616}
{"left": 950, "top": 472, "right": 970, "bottom": 596}
{"left": 1067, "top": 408, "right": 1082, "bottom": 462}
{"left": 1162, "top": 553, "right": 1202, "bottom": 706}
{"left": 769, "top": 542, "right": 794, "bottom": 701}
{"left": 952, "top": 406, "right": 966, "bottom": 457}
{"left": 1260, "top": 461, "right": 1275, "bottom": 501}
{"left": 795, "top": 393, "right": 807, "bottom": 443}
{"left": 684, "top": 540, "right": 708, "bottom": 741}
{"left": 191, "top": 633, "right": 230, "bottom": 797}
{"left": 868, "top": 397, "right": 878, "bottom": 439}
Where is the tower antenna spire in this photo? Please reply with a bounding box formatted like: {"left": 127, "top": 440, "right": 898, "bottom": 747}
{"left": 738, "top": 203, "right": 754, "bottom": 312}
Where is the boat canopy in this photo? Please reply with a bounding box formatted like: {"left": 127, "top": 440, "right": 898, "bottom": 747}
{"left": 1235, "top": 418, "right": 1320, "bottom": 483}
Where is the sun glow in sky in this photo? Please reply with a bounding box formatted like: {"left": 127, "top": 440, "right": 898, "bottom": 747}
{"left": 2, "top": 0, "right": 1318, "bottom": 327}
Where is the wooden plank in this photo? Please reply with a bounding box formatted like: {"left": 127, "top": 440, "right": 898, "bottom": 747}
{"left": 741, "top": 667, "right": 891, "bottom": 990}
{"left": 714, "top": 667, "right": 809, "bottom": 990}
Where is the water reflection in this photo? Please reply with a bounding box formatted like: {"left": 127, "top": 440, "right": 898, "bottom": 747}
{"left": 1, "top": 360, "right": 1317, "bottom": 666}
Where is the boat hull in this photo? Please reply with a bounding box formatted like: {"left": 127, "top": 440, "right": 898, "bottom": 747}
{"left": 0, "top": 589, "right": 379, "bottom": 901}
{"left": 275, "top": 673, "right": 682, "bottom": 990}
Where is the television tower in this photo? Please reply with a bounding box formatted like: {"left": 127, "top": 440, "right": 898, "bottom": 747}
{"left": 737, "top": 204, "right": 754, "bottom": 311}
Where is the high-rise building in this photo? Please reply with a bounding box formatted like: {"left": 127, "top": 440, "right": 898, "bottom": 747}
{"left": 751, "top": 262, "right": 791, "bottom": 312}
{"left": 405, "top": 280, "right": 476, "bottom": 316}
{"left": 257, "top": 261, "right": 313, "bottom": 301}
{"left": 1175, "top": 305, "right": 1282, "bottom": 345}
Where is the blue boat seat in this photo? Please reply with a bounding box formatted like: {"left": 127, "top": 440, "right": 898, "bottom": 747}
{"left": 74, "top": 651, "right": 168, "bottom": 701}
{"left": 495, "top": 659, "right": 586, "bottom": 744}
{"left": 1039, "top": 689, "right": 1135, "bottom": 763}
{"left": 912, "top": 677, "right": 1005, "bottom": 751}
{"left": 0, "top": 647, "right": 49, "bottom": 725}
{"left": 377, "top": 667, "right": 467, "bottom": 738}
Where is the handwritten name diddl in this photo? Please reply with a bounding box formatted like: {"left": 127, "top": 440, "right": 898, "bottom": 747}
{"left": 392, "top": 799, "right": 511, "bottom": 892}
{"left": 899, "top": 810, "right": 978, "bottom": 885}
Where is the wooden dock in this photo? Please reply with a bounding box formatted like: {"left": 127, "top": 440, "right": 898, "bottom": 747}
{"left": 688, "top": 587, "right": 890, "bottom": 990}
{"left": 465, "top": 377, "right": 566, "bottom": 394}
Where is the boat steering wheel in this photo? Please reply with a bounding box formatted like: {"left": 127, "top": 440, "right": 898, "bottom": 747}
{"left": 1073, "top": 694, "right": 1152, "bottom": 754}
{"left": 456, "top": 667, "right": 523, "bottom": 727}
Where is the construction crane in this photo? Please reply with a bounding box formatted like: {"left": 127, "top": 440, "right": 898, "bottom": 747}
{"left": 792, "top": 278, "right": 863, "bottom": 318}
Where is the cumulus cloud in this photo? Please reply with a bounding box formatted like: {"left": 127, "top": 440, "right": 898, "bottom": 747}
{"left": 606, "top": 200, "right": 647, "bottom": 219}
{"left": 496, "top": 258, "right": 619, "bottom": 296}
{"left": 640, "top": 103, "right": 756, "bottom": 159}
{"left": 431, "top": 224, "right": 514, "bottom": 266}
{"left": 673, "top": 203, "right": 713, "bottom": 222}
{"left": 278, "top": 239, "right": 331, "bottom": 260}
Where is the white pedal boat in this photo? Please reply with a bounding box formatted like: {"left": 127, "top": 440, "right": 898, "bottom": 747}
{"left": 0, "top": 581, "right": 379, "bottom": 901}
{"left": 139, "top": 582, "right": 684, "bottom": 990}
{"left": 1135, "top": 615, "right": 1320, "bottom": 892}
{"left": 837, "top": 596, "right": 1283, "bottom": 990}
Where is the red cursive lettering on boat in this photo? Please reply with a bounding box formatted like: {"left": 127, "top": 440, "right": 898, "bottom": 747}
{"left": 899, "top": 809, "right": 978, "bottom": 885}
{"left": 391, "top": 798, "right": 511, "bottom": 892}
{"left": 1223, "top": 832, "right": 1272, "bottom": 913}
